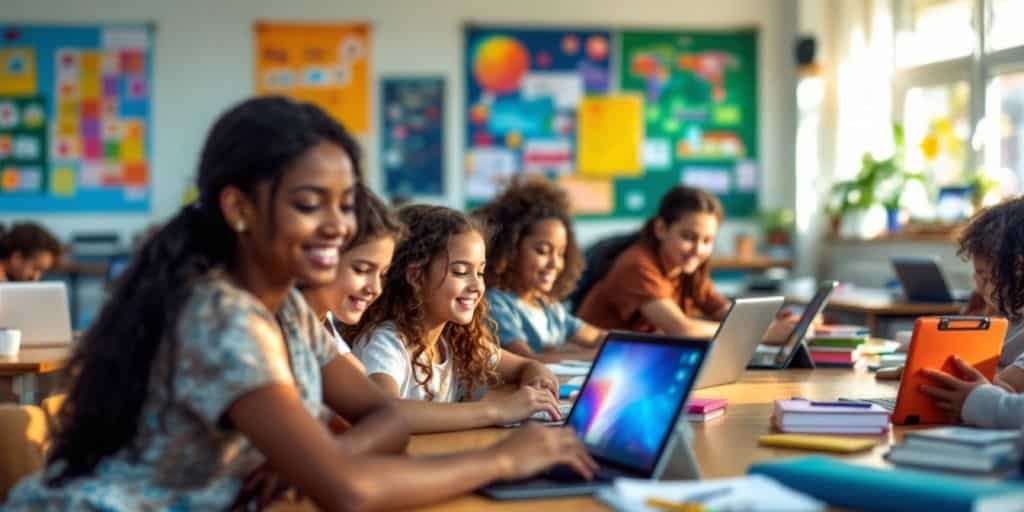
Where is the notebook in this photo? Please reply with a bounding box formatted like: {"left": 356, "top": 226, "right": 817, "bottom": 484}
{"left": 772, "top": 399, "right": 890, "bottom": 434}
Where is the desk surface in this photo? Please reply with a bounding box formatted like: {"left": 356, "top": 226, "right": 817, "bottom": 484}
{"left": 789, "top": 287, "right": 962, "bottom": 316}
{"left": 408, "top": 369, "right": 903, "bottom": 511}
{"left": 0, "top": 345, "right": 72, "bottom": 376}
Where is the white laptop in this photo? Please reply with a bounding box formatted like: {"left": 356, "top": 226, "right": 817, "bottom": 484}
{"left": 694, "top": 296, "right": 784, "bottom": 389}
{"left": 0, "top": 282, "right": 73, "bottom": 346}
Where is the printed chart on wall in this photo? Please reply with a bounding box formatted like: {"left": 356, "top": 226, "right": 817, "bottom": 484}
{"left": 620, "top": 30, "right": 758, "bottom": 217}
{"left": 380, "top": 77, "right": 444, "bottom": 197}
{"left": 254, "top": 22, "right": 370, "bottom": 136}
{"left": 464, "top": 27, "right": 614, "bottom": 214}
{"left": 0, "top": 24, "right": 153, "bottom": 212}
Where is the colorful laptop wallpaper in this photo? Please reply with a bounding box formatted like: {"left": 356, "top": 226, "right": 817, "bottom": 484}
{"left": 567, "top": 340, "right": 704, "bottom": 472}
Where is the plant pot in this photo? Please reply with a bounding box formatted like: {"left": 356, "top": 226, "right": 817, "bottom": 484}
{"left": 734, "top": 234, "right": 756, "bottom": 259}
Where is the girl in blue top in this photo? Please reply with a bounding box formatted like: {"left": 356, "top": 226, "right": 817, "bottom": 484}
{"left": 474, "top": 178, "right": 605, "bottom": 362}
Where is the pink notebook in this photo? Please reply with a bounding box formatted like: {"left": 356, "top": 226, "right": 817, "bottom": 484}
{"left": 687, "top": 398, "right": 727, "bottom": 414}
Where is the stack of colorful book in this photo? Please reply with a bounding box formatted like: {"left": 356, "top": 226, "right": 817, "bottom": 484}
{"left": 686, "top": 398, "right": 727, "bottom": 422}
{"left": 771, "top": 399, "right": 890, "bottom": 434}
{"left": 805, "top": 325, "right": 870, "bottom": 368}
{"left": 886, "top": 427, "right": 1021, "bottom": 474}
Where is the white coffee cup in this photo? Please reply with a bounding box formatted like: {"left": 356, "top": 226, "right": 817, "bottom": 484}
{"left": 0, "top": 328, "right": 21, "bottom": 357}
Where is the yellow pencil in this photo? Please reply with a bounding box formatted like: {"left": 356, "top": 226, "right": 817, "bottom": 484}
{"left": 644, "top": 497, "right": 706, "bottom": 512}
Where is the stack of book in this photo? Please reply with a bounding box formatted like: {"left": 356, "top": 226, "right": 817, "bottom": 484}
{"left": 805, "top": 325, "right": 871, "bottom": 368}
{"left": 886, "top": 427, "right": 1021, "bottom": 474}
{"left": 772, "top": 399, "right": 890, "bottom": 434}
{"left": 686, "top": 398, "right": 727, "bottom": 422}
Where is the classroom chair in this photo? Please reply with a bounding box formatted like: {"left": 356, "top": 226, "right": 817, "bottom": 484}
{"left": 0, "top": 404, "right": 48, "bottom": 501}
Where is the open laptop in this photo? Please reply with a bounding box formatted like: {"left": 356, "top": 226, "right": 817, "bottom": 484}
{"left": 747, "top": 281, "right": 839, "bottom": 369}
{"left": 479, "top": 331, "right": 711, "bottom": 500}
{"left": 694, "top": 296, "right": 784, "bottom": 389}
{"left": 892, "top": 256, "right": 970, "bottom": 303}
{"left": 0, "top": 282, "right": 73, "bottom": 346}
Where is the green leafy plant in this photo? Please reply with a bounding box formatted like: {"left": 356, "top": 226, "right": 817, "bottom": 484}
{"left": 757, "top": 207, "right": 795, "bottom": 245}
{"left": 826, "top": 124, "right": 924, "bottom": 214}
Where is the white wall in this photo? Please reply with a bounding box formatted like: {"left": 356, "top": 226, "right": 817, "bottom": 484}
{"left": 2, "top": 0, "right": 799, "bottom": 253}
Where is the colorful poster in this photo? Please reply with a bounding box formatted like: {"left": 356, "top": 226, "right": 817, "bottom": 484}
{"left": 380, "top": 76, "right": 444, "bottom": 197}
{"left": 254, "top": 22, "right": 370, "bottom": 135}
{"left": 577, "top": 94, "right": 644, "bottom": 177}
{"left": 620, "top": 30, "right": 759, "bottom": 216}
{"left": 464, "top": 27, "right": 611, "bottom": 205}
{"left": 0, "top": 24, "right": 152, "bottom": 212}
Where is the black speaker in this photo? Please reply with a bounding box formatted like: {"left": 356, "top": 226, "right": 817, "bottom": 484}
{"left": 795, "top": 36, "right": 816, "bottom": 66}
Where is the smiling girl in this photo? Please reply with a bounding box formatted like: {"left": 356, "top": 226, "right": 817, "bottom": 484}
{"left": 5, "top": 98, "right": 595, "bottom": 511}
{"left": 353, "top": 205, "right": 569, "bottom": 432}
{"left": 577, "top": 186, "right": 795, "bottom": 341}
{"left": 474, "top": 179, "right": 605, "bottom": 362}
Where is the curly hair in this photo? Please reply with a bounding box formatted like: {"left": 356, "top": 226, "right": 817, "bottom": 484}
{"left": 351, "top": 184, "right": 404, "bottom": 250}
{"left": 473, "top": 177, "right": 584, "bottom": 301}
{"left": 958, "top": 196, "right": 1024, "bottom": 321}
{"left": 352, "top": 204, "right": 499, "bottom": 400}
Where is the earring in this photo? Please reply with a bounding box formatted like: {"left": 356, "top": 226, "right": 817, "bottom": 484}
{"left": 234, "top": 221, "right": 246, "bottom": 233}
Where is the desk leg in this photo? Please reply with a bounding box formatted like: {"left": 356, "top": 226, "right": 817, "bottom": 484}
{"left": 14, "top": 374, "right": 37, "bottom": 405}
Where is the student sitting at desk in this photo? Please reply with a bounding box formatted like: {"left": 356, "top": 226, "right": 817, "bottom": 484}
{"left": 299, "top": 185, "right": 403, "bottom": 374}
{"left": 4, "top": 98, "right": 596, "bottom": 511}
{"left": 921, "top": 197, "right": 1024, "bottom": 428}
{"left": 576, "top": 185, "right": 796, "bottom": 340}
{"left": 353, "top": 205, "right": 568, "bottom": 432}
{"left": 0, "top": 222, "right": 62, "bottom": 282}
{"left": 473, "top": 178, "right": 605, "bottom": 362}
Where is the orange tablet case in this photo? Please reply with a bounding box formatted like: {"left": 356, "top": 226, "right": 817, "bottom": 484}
{"left": 892, "top": 316, "right": 1007, "bottom": 426}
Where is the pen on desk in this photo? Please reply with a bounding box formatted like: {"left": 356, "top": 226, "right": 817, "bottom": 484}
{"left": 809, "top": 400, "right": 873, "bottom": 408}
{"left": 644, "top": 486, "right": 732, "bottom": 512}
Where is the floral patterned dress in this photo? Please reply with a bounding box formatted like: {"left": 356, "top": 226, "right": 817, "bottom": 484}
{"left": 5, "top": 276, "right": 338, "bottom": 511}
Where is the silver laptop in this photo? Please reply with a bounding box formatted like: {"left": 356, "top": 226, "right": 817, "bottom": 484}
{"left": 0, "top": 282, "right": 73, "bottom": 346}
{"left": 479, "top": 331, "right": 711, "bottom": 500}
{"left": 694, "top": 296, "right": 784, "bottom": 389}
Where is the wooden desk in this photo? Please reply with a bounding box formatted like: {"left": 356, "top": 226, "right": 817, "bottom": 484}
{"left": 404, "top": 369, "right": 901, "bottom": 511}
{"left": 0, "top": 345, "right": 72, "bottom": 405}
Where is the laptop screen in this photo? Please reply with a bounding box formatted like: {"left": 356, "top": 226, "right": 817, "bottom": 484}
{"left": 565, "top": 333, "right": 708, "bottom": 475}
{"left": 773, "top": 281, "right": 838, "bottom": 366}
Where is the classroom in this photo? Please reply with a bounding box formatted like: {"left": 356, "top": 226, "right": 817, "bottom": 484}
{"left": 1, "top": 0, "right": 1023, "bottom": 510}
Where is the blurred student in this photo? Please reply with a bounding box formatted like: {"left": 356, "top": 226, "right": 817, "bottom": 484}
{"left": 473, "top": 178, "right": 604, "bottom": 362}
{"left": 0, "top": 222, "right": 62, "bottom": 282}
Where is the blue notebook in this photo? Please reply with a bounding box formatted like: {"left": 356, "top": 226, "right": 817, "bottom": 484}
{"left": 748, "top": 456, "right": 1024, "bottom": 512}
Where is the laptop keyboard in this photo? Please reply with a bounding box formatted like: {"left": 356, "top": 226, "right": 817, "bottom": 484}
{"left": 543, "top": 465, "right": 616, "bottom": 483}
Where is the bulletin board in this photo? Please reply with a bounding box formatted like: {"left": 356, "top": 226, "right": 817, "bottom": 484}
{"left": 380, "top": 76, "right": 445, "bottom": 197}
{"left": 254, "top": 22, "right": 371, "bottom": 135}
{"left": 463, "top": 27, "right": 612, "bottom": 212}
{"left": 0, "top": 24, "right": 153, "bottom": 212}
{"left": 619, "top": 30, "right": 758, "bottom": 217}
{"left": 463, "top": 26, "right": 759, "bottom": 218}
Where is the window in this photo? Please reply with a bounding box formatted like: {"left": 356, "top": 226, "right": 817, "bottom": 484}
{"left": 904, "top": 81, "right": 970, "bottom": 185}
{"left": 896, "top": 0, "right": 975, "bottom": 67}
{"left": 986, "top": 0, "right": 1024, "bottom": 52}
{"left": 894, "top": 0, "right": 1024, "bottom": 201}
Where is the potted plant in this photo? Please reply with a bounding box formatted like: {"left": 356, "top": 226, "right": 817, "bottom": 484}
{"left": 757, "top": 207, "right": 795, "bottom": 247}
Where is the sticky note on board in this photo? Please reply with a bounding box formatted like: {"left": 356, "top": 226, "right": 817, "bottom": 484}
{"left": 0, "top": 48, "right": 38, "bottom": 95}
{"left": 577, "top": 94, "right": 644, "bottom": 177}
{"left": 556, "top": 175, "right": 614, "bottom": 215}
{"left": 51, "top": 167, "right": 76, "bottom": 196}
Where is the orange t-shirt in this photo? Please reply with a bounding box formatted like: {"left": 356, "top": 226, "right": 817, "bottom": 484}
{"left": 577, "top": 242, "right": 728, "bottom": 333}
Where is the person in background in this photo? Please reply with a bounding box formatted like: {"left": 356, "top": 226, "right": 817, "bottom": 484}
{"left": 473, "top": 178, "right": 604, "bottom": 362}
{"left": 5, "top": 97, "right": 595, "bottom": 511}
{"left": 921, "top": 197, "right": 1024, "bottom": 428}
{"left": 576, "top": 186, "right": 796, "bottom": 341}
{"left": 353, "top": 205, "right": 570, "bottom": 433}
{"left": 301, "top": 184, "right": 404, "bottom": 373}
{"left": 0, "top": 222, "right": 62, "bottom": 282}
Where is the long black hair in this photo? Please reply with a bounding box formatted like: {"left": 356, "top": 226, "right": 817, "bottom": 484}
{"left": 0, "top": 221, "right": 62, "bottom": 259}
{"left": 46, "top": 96, "right": 362, "bottom": 484}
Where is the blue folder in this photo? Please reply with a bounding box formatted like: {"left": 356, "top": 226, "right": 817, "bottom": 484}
{"left": 748, "top": 456, "right": 1024, "bottom": 512}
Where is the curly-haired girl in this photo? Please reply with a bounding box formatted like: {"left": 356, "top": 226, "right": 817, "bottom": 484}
{"left": 920, "top": 197, "right": 1024, "bottom": 428}
{"left": 473, "top": 178, "right": 605, "bottom": 362}
{"left": 0, "top": 221, "right": 62, "bottom": 282}
{"left": 353, "top": 204, "right": 566, "bottom": 432}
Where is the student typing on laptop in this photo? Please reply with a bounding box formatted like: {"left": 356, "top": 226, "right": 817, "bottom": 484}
{"left": 577, "top": 186, "right": 797, "bottom": 341}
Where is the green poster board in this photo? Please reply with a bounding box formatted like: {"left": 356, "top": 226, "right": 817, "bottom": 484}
{"left": 618, "top": 30, "right": 758, "bottom": 217}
